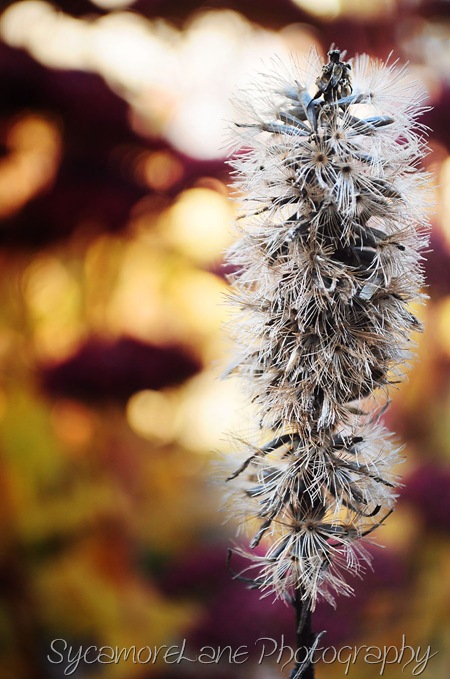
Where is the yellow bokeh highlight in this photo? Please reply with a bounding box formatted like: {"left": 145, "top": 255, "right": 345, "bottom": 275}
{"left": 292, "top": 0, "right": 396, "bottom": 19}
{"left": 0, "top": 114, "right": 61, "bottom": 218}
{"left": 168, "top": 268, "right": 229, "bottom": 356}
{"left": 435, "top": 295, "right": 450, "bottom": 357}
{"left": 105, "top": 239, "right": 174, "bottom": 343}
{"left": 177, "top": 370, "right": 257, "bottom": 453}
{"left": 160, "top": 188, "right": 234, "bottom": 264}
{"left": 22, "top": 254, "right": 83, "bottom": 360}
{"left": 141, "top": 150, "right": 184, "bottom": 191}
{"left": 95, "top": 233, "right": 229, "bottom": 350}
{"left": 439, "top": 156, "right": 450, "bottom": 247}
{"left": 91, "top": 0, "right": 134, "bottom": 8}
{"left": 1, "top": 1, "right": 89, "bottom": 70}
{"left": 126, "top": 390, "right": 178, "bottom": 444}
{"left": 291, "top": 0, "right": 340, "bottom": 19}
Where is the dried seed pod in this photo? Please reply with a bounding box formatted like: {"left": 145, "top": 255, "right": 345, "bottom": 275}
{"left": 225, "top": 48, "right": 430, "bottom": 609}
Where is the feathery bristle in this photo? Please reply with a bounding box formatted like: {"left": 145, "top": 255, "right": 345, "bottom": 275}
{"left": 224, "top": 48, "right": 430, "bottom": 609}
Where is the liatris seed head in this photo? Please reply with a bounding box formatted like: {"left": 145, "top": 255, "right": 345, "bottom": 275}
{"left": 224, "top": 48, "right": 430, "bottom": 610}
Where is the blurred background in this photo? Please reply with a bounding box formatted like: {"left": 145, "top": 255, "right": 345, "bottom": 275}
{"left": 0, "top": 0, "right": 448, "bottom": 677}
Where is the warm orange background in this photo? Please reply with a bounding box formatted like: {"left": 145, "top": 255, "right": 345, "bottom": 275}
{"left": 0, "top": 1, "right": 448, "bottom": 678}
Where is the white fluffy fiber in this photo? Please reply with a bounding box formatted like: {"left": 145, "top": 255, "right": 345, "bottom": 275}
{"left": 225, "top": 48, "right": 430, "bottom": 608}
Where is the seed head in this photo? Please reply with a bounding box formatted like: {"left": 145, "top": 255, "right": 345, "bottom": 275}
{"left": 224, "top": 48, "right": 430, "bottom": 609}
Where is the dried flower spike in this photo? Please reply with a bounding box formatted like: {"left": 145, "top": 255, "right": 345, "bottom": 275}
{"left": 224, "top": 47, "right": 430, "bottom": 622}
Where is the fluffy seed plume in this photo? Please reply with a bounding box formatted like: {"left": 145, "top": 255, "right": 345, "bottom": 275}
{"left": 224, "top": 48, "right": 430, "bottom": 610}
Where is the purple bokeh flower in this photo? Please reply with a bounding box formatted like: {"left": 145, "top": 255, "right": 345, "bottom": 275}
{"left": 424, "top": 229, "right": 450, "bottom": 299}
{"left": 41, "top": 336, "right": 201, "bottom": 403}
{"left": 422, "top": 84, "right": 450, "bottom": 153}
{"left": 400, "top": 462, "right": 450, "bottom": 534}
{"left": 160, "top": 543, "right": 295, "bottom": 655}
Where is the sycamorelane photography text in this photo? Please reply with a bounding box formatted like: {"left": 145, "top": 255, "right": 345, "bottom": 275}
{"left": 48, "top": 635, "right": 437, "bottom": 676}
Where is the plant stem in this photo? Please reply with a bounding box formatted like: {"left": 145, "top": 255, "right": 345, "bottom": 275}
{"left": 290, "top": 590, "right": 315, "bottom": 679}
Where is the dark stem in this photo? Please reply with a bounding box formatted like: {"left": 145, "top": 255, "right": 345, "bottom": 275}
{"left": 289, "top": 590, "right": 315, "bottom": 679}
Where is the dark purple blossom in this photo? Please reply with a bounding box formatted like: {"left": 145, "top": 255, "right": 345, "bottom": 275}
{"left": 422, "top": 84, "right": 450, "bottom": 152}
{"left": 400, "top": 463, "right": 450, "bottom": 534}
{"left": 160, "top": 544, "right": 295, "bottom": 655}
{"left": 41, "top": 337, "right": 201, "bottom": 403}
{"left": 424, "top": 229, "right": 450, "bottom": 299}
{"left": 314, "top": 546, "right": 409, "bottom": 645}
